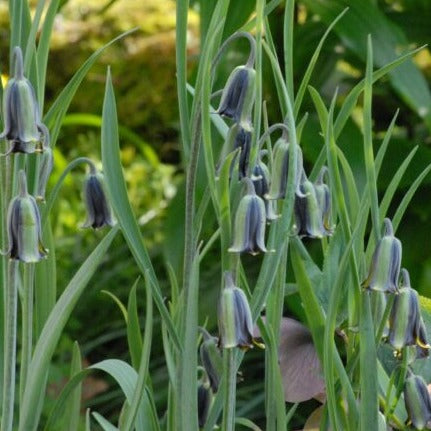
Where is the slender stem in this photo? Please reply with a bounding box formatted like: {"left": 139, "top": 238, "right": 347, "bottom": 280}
{"left": 42, "top": 156, "right": 95, "bottom": 227}
{"left": 20, "top": 263, "right": 35, "bottom": 405}
{"left": 1, "top": 260, "right": 19, "bottom": 431}
{"left": 222, "top": 349, "right": 236, "bottom": 431}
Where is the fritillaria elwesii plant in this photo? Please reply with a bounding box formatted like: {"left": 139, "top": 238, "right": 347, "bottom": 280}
{"left": 1, "top": 2, "right": 431, "bottom": 431}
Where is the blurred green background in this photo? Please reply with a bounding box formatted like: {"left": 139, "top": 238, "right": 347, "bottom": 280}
{"left": 1, "top": 0, "right": 431, "bottom": 427}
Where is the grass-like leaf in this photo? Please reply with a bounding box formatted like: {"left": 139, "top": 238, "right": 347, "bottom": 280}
{"left": 19, "top": 227, "right": 118, "bottom": 431}
{"left": 101, "top": 68, "right": 180, "bottom": 350}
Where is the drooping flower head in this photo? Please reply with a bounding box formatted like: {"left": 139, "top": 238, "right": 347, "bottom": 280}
{"left": 388, "top": 269, "right": 430, "bottom": 354}
{"left": 228, "top": 178, "right": 268, "bottom": 255}
{"left": 218, "top": 272, "right": 262, "bottom": 349}
{"left": 82, "top": 168, "right": 115, "bottom": 229}
{"left": 6, "top": 170, "right": 48, "bottom": 263}
{"left": 265, "top": 129, "right": 304, "bottom": 200}
{"left": 362, "top": 218, "right": 402, "bottom": 293}
{"left": 216, "top": 65, "right": 256, "bottom": 123}
{"left": 293, "top": 169, "right": 333, "bottom": 239}
{"left": 251, "top": 152, "right": 279, "bottom": 221}
{"left": 0, "top": 47, "right": 48, "bottom": 154}
{"left": 404, "top": 371, "right": 431, "bottom": 430}
{"left": 197, "top": 370, "right": 212, "bottom": 429}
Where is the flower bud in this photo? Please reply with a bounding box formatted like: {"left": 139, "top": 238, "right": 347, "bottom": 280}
{"left": 252, "top": 154, "right": 279, "bottom": 221}
{"left": 218, "top": 272, "right": 262, "bottom": 349}
{"left": 228, "top": 178, "right": 268, "bottom": 255}
{"left": 314, "top": 167, "right": 333, "bottom": 232}
{"left": 293, "top": 172, "right": 332, "bottom": 239}
{"left": 404, "top": 371, "right": 431, "bottom": 430}
{"left": 197, "top": 374, "right": 212, "bottom": 429}
{"left": 82, "top": 171, "right": 115, "bottom": 229}
{"left": 0, "top": 47, "right": 47, "bottom": 154}
{"left": 388, "top": 269, "right": 430, "bottom": 353}
{"left": 217, "top": 65, "right": 256, "bottom": 123}
{"left": 6, "top": 170, "right": 47, "bottom": 263}
{"left": 36, "top": 145, "right": 53, "bottom": 201}
{"left": 362, "top": 218, "right": 402, "bottom": 293}
{"left": 265, "top": 134, "right": 304, "bottom": 200}
{"left": 199, "top": 328, "right": 223, "bottom": 393}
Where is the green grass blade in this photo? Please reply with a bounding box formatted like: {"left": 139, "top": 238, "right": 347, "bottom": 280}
{"left": 35, "top": 0, "right": 61, "bottom": 109}
{"left": 62, "top": 113, "right": 159, "bottom": 167}
{"left": 44, "top": 29, "right": 136, "bottom": 147}
{"left": 92, "top": 412, "right": 118, "bottom": 431}
{"left": 283, "top": 0, "right": 294, "bottom": 101}
{"left": 100, "top": 68, "right": 180, "bottom": 351}
{"left": 121, "top": 272, "right": 153, "bottom": 431}
{"left": 379, "top": 147, "right": 418, "bottom": 223}
{"left": 19, "top": 227, "right": 118, "bottom": 431}
{"left": 127, "top": 280, "right": 143, "bottom": 370}
{"left": 363, "top": 36, "right": 380, "bottom": 243}
{"left": 294, "top": 8, "right": 348, "bottom": 118}
{"left": 392, "top": 163, "right": 431, "bottom": 232}
{"left": 334, "top": 46, "right": 426, "bottom": 138}
{"left": 63, "top": 342, "right": 82, "bottom": 431}
{"left": 359, "top": 292, "right": 378, "bottom": 431}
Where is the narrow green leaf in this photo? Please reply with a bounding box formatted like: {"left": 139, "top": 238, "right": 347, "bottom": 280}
{"left": 101, "top": 290, "right": 128, "bottom": 324}
{"left": 92, "top": 412, "right": 119, "bottom": 431}
{"left": 121, "top": 272, "right": 153, "bottom": 431}
{"left": 63, "top": 342, "right": 82, "bottom": 431}
{"left": 392, "top": 163, "right": 431, "bottom": 232}
{"left": 100, "top": 68, "right": 180, "bottom": 351}
{"left": 359, "top": 292, "right": 378, "bottom": 431}
{"left": 44, "top": 29, "right": 137, "bottom": 147}
{"left": 20, "top": 228, "right": 118, "bottom": 431}
{"left": 294, "top": 8, "right": 348, "bottom": 118}
{"left": 127, "top": 280, "right": 143, "bottom": 370}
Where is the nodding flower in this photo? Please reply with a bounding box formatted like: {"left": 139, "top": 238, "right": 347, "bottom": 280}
{"left": 265, "top": 131, "right": 304, "bottom": 200}
{"left": 6, "top": 170, "right": 48, "bottom": 263}
{"left": 82, "top": 169, "right": 115, "bottom": 229}
{"left": 362, "top": 218, "right": 402, "bottom": 294}
{"left": 404, "top": 371, "right": 431, "bottom": 430}
{"left": 218, "top": 272, "right": 263, "bottom": 350}
{"left": 0, "top": 47, "right": 49, "bottom": 154}
{"left": 216, "top": 65, "right": 256, "bottom": 123}
{"left": 197, "top": 370, "right": 212, "bottom": 429}
{"left": 293, "top": 169, "right": 333, "bottom": 239}
{"left": 388, "top": 269, "right": 430, "bottom": 355}
{"left": 251, "top": 153, "right": 279, "bottom": 221}
{"left": 199, "top": 328, "right": 223, "bottom": 393}
{"left": 224, "top": 122, "right": 252, "bottom": 180}
{"left": 228, "top": 178, "right": 268, "bottom": 255}
{"left": 314, "top": 166, "right": 333, "bottom": 233}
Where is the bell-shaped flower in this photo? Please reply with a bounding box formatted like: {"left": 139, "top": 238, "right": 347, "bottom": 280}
{"left": 0, "top": 47, "right": 48, "bottom": 154}
{"left": 388, "top": 269, "right": 430, "bottom": 354}
{"left": 362, "top": 218, "right": 402, "bottom": 293}
{"left": 228, "top": 178, "right": 268, "bottom": 255}
{"left": 218, "top": 272, "right": 262, "bottom": 349}
{"left": 217, "top": 65, "right": 256, "bottom": 123}
{"left": 6, "top": 170, "right": 48, "bottom": 263}
{"left": 265, "top": 133, "right": 304, "bottom": 200}
{"left": 82, "top": 170, "right": 115, "bottom": 229}
{"left": 226, "top": 122, "right": 252, "bottom": 180}
{"left": 252, "top": 153, "right": 279, "bottom": 221}
{"left": 197, "top": 371, "right": 212, "bottom": 429}
{"left": 293, "top": 170, "right": 333, "bottom": 239}
{"left": 199, "top": 328, "right": 223, "bottom": 393}
{"left": 404, "top": 371, "right": 431, "bottom": 430}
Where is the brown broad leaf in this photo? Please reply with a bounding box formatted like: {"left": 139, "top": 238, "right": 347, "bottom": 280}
{"left": 277, "top": 317, "right": 325, "bottom": 403}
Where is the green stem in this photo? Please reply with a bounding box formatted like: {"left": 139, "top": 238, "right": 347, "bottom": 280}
{"left": 1, "top": 260, "right": 19, "bottom": 431}
{"left": 42, "top": 156, "right": 95, "bottom": 227}
{"left": 20, "top": 263, "right": 35, "bottom": 405}
{"left": 222, "top": 349, "right": 236, "bottom": 431}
